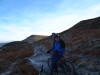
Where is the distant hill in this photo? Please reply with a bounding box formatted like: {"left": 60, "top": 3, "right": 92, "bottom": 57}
{"left": 0, "top": 43, "right": 6, "bottom": 47}
{"left": 23, "top": 35, "right": 48, "bottom": 43}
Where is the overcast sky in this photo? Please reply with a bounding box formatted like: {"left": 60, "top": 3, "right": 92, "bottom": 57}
{"left": 0, "top": 0, "right": 100, "bottom": 42}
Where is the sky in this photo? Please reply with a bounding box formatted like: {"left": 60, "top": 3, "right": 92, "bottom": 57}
{"left": 0, "top": 0, "right": 100, "bottom": 42}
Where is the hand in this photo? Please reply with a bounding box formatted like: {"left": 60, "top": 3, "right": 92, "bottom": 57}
{"left": 47, "top": 50, "right": 51, "bottom": 54}
{"left": 53, "top": 51, "right": 58, "bottom": 55}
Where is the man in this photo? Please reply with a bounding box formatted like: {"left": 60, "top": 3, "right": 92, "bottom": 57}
{"left": 47, "top": 34, "right": 65, "bottom": 74}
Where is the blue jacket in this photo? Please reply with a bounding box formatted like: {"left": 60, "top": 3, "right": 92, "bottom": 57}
{"left": 50, "top": 41, "right": 65, "bottom": 56}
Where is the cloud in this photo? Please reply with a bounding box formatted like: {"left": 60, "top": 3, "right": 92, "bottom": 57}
{"left": 30, "top": 3, "right": 100, "bottom": 33}
{"left": 0, "top": 25, "right": 33, "bottom": 42}
{"left": 0, "top": 3, "right": 100, "bottom": 42}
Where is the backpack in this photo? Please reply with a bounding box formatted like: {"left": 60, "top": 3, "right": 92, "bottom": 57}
{"left": 60, "top": 39, "right": 65, "bottom": 48}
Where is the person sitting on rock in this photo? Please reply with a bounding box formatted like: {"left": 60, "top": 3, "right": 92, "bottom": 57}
{"left": 47, "top": 33, "right": 65, "bottom": 74}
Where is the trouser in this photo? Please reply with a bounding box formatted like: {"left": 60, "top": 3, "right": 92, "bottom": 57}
{"left": 50, "top": 55, "right": 62, "bottom": 73}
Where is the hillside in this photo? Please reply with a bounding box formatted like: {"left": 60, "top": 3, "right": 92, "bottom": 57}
{"left": 31, "top": 17, "right": 100, "bottom": 75}
{"left": 0, "top": 17, "right": 100, "bottom": 75}
{"left": 23, "top": 35, "right": 48, "bottom": 43}
{"left": 0, "top": 41, "right": 38, "bottom": 75}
